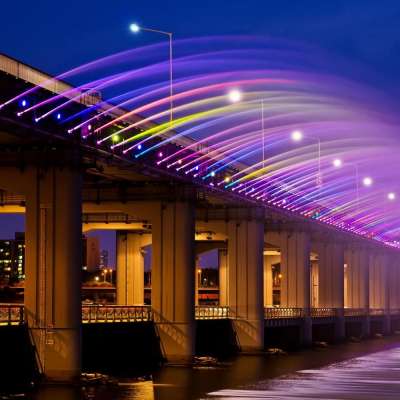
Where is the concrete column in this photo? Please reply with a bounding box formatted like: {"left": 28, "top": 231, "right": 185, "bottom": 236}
{"left": 316, "top": 242, "right": 344, "bottom": 308}
{"left": 263, "top": 255, "right": 279, "bottom": 307}
{"left": 25, "top": 166, "right": 82, "bottom": 381}
{"left": 116, "top": 232, "right": 151, "bottom": 305}
{"left": 279, "top": 231, "right": 311, "bottom": 309}
{"left": 276, "top": 230, "right": 312, "bottom": 345}
{"left": 370, "top": 253, "right": 390, "bottom": 334}
{"left": 151, "top": 202, "right": 195, "bottom": 362}
{"left": 345, "top": 247, "right": 370, "bottom": 309}
{"left": 227, "top": 215, "right": 264, "bottom": 351}
{"left": 218, "top": 249, "right": 228, "bottom": 306}
{"left": 316, "top": 241, "right": 345, "bottom": 341}
{"left": 345, "top": 246, "right": 370, "bottom": 336}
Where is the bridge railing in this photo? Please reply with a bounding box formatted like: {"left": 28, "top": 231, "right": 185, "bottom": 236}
{"left": 81, "top": 305, "right": 152, "bottom": 323}
{"left": 344, "top": 308, "right": 367, "bottom": 317}
{"left": 195, "top": 306, "right": 230, "bottom": 319}
{"left": 310, "top": 307, "right": 337, "bottom": 318}
{"left": 369, "top": 308, "right": 385, "bottom": 316}
{"left": 0, "top": 303, "right": 24, "bottom": 325}
{"left": 264, "top": 307, "right": 305, "bottom": 319}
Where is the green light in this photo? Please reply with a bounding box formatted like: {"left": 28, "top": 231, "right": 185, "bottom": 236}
{"left": 112, "top": 134, "right": 120, "bottom": 143}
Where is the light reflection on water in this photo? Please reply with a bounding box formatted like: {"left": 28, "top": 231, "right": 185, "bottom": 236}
{"left": 30, "top": 338, "right": 400, "bottom": 400}
{"left": 207, "top": 347, "right": 400, "bottom": 399}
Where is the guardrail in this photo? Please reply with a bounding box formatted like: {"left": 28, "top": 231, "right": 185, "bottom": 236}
{"left": 264, "top": 307, "right": 305, "bottom": 319}
{"left": 369, "top": 308, "right": 385, "bottom": 316}
{"left": 0, "top": 304, "right": 24, "bottom": 325}
{"left": 310, "top": 308, "right": 337, "bottom": 318}
{"left": 82, "top": 305, "right": 152, "bottom": 323}
{"left": 195, "top": 306, "right": 230, "bottom": 319}
{"left": 344, "top": 308, "right": 367, "bottom": 317}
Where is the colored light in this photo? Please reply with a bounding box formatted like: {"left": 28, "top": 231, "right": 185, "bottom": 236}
{"left": 211, "top": 171, "right": 216, "bottom": 177}
{"left": 333, "top": 158, "right": 342, "bottom": 168}
{"left": 20, "top": 99, "right": 27, "bottom": 107}
{"left": 158, "top": 151, "right": 163, "bottom": 158}
{"left": 87, "top": 124, "right": 92, "bottom": 131}
{"left": 137, "top": 144, "right": 142, "bottom": 150}
{"left": 291, "top": 130, "right": 303, "bottom": 142}
{"left": 363, "top": 177, "right": 373, "bottom": 187}
{"left": 112, "top": 134, "right": 120, "bottom": 143}
{"left": 56, "top": 113, "right": 61, "bottom": 120}
{"left": 224, "top": 176, "right": 231, "bottom": 183}
{"left": 130, "top": 23, "right": 140, "bottom": 33}
{"left": 228, "top": 89, "right": 242, "bottom": 103}
{"left": 388, "top": 192, "right": 396, "bottom": 200}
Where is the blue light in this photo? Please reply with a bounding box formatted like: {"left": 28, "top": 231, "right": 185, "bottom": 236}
{"left": 137, "top": 144, "right": 142, "bottom": 150}
{"left": 56, "top": 113, "right": 61, "bottom": 120}
{"left": 20, "top": 99, "right": 27, "bottom": 107}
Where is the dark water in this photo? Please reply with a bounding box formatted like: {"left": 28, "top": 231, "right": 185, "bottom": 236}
{"left": 31, "top": 337, "right": 400, "bottom": 400}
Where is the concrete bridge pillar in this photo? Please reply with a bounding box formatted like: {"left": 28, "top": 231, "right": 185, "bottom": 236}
{"left": 345, "top": 246, "right": 370, "bottom": 337}
{"left": 273, "top": 230, "right": 312, "bottom": 346}
{"left": 263, "top": 254, "right": 278, "bottom": 307}
{"left": 218, "top": 248, "right": 228, "bottom": 306}
{"left": 151, "top": 202, "right": 195, "bottom": 362}
{"left": 370, "top": 253, "right": 390, "bottom": 334}
{"left": 227, "top": 213, "right": 264, "bottom": 351}
{"left": 315, "top": 240, "right": 345, "bottom": 341}
{"left": 116, "top": 232, "right": 151, "bottom": 305}
{"left": 24, "top": 165, "right": 82, "bottom": 381}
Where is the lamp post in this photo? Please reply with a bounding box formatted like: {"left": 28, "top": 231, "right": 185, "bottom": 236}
{"left": 291, "top": 130, "right": 322, "bottom": 188}
{"left": 130, "top": 23, "right": 173, "bottom": 127}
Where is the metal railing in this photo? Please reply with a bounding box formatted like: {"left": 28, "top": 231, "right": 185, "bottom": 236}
{"left": 264, "top": 307, "right": 305, "bottom": 319}
{"left": 344, "top": 308, "right": 367, "bottom": 317}
{"left": 195, "top": 306, "right": 230, "bottom": 319}
{"left": 369, "top": 308, "right": 385, "bottom": 316}
{"left": 82, "top": 305, "right": 152, "bottom": 323}
{"left": 310, "top": 308, "right": 337, "bottom": 318}
{"left": 0, "top": 304, "right": 24, "bottom": 325}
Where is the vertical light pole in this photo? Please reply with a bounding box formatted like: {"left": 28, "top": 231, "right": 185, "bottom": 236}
{"left": 291, "top": 130, "right": 322, "bottom": 188}
{"left": 130, "top": 23, "right": 173, "bottom": 127}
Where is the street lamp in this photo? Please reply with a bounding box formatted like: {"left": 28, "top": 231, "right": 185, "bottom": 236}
{"left": 130, "top": 23, "right": 173, "bottom": 127}
{"left": 362, "top": 176, "right": 373, "bottom": 187}
{"left": 227, "top": 89, "right": 242, "bottom": 103}
{"left": 388, "top": 192, "right": 396, "bottom": 201}
{"left": 291, "top": 130, "right": 321, "bottom": 187}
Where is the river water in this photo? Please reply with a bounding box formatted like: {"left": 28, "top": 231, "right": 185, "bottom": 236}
{"left": 31, "top": 337, "right": 400, "bottom": 400}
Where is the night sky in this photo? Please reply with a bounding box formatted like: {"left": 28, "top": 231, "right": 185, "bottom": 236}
{"left": 2, "top": 0, "right": 400, "bottom": 265}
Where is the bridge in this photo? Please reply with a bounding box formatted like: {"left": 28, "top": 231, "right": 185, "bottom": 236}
{"left": 0, "top": 53, "right": 399, "bottom": 382}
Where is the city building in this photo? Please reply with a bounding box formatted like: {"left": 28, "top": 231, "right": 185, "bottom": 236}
{"left": 0, "top": 232, "right": 25, "bottom": 284}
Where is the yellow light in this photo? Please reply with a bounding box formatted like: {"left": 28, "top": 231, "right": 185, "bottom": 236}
{"left": 278, "top": 273, "right": 283, "bottom": 279}
{"left": 94, "top": 276, "right": 99, "bottom": 282}
{"left": 224, "top": 176, "right": 231, "bottom": 183}
{"left": 112, "top": 134, "right": 120, "bottom": 143}
{"left": 197, "top": 269, "right": 202, "bottom": 274}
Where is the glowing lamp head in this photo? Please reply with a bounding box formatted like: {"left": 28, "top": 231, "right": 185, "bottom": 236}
{"left": 210, "top": 171, "right": 216, "bottom": 177}
{"left": 388, "top": 192, "right": 396, "bottom": 201}
{"left": 224, "top": 176, "right": 231, "bottom": 183}
{"left": 56, "top": 113, "right": 61, "bottom": 120}
{"left": 158, "top": 151, "right": 163, "bottom": 158}
{"left": 363, "top": 177, "right": 373, "bottom": 187}
{"left": 130, "top": 23, "right": 140, "bottom": 33}
{"left": 20, "top": 99, "right": 27, "bottom": 107}
{"left": 137, "top": 144, "right": 142, "bottom": 150}
{"left": 112, "top": 134, "right": 120, "bottom": 143}
{"left": 333, "top": 158, "right": 342, "bottom": 168}
{"left": 291, "top": 130, "right": 303, "bottom": 142}
{"left": 228, "top": 89, "right": 242, "bottom": 103}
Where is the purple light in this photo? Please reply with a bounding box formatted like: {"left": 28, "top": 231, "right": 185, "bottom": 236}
{"left": 158, "top": 151, "right": 163, "bottom": 158}
{"left": 137, "top": 144, "right": 142, "bottom": 150}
